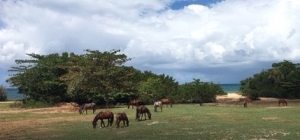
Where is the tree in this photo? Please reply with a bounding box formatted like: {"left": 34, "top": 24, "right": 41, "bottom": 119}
{"left": 6, "top": 53, "right": 69, "bottom": 104}
{"left": 240, "top": 60, "right": 300, "bottom": 99}
{"left": 178, "top": 79, "right": 225, "bottom": 103}
{"left": 0, "top": 85, "right": 7, "bottom": 101}
{"left": 60, "top": 49, "right": 133, "bottom": 107}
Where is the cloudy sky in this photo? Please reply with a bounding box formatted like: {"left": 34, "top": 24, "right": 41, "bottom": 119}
{"left": 1, "top": 0, "right": 300, "bottom": 87}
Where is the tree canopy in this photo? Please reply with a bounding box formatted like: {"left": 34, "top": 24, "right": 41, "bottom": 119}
{"left": 6, "top": 49, "right": 225, "bottom": 106}
{"left": 239, "top": 60, "right": 300, "bottom": 99}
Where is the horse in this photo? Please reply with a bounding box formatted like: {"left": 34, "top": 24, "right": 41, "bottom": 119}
{"left": 79, "top": 103, "right": 97, "bottom": 114}
{"left": 278, "top": 99, "right": 287, "bottom": 106}
{"left": 115, "top": 112, "right": 129, "bottom": 128}
{"left": 245, "top": 97, "right": 253, "bottom": 103}
{"left": 128, "top": 99, "right": 140, "bottom": 109}
{"left": 243, "top": 101, "right": 248, "bottom": 108}
{"left": 92, "top": 111, "right": 114, "bottom": 129}
{"left": 197, "top": 99, "right": 204, "bottom": 106}
{"left": 136, "top": 105, "right": 151, "bottom": 121}
{"left": 160, "top": 98, "right": 172, "bottom": 107}
{"left": 153, "top": 101, "right": 162, "bottom": 112}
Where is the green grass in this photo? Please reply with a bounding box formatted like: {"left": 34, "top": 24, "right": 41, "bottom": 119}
{"left": 1, "top": 103, "right": 300, "bottom": 140}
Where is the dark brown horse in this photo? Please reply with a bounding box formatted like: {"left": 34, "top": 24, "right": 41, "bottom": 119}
{"left": 128, "top": 99, "right": 140, "bottom": 109}
{"left": 245, "top": 97, "right": 253, "bottom": 103}
{"left": 136, "top": 105, "right": 151, "bottom": 121}
{"left": 92, "top": 111, "right": 114, "bottom": 129}
{"left": 161, "top": 98, "right": 172, "bottom": 107}
{"left": 278, "top": 99, "right": 287, "bottom": 106}
{"left": 79, "top": 103, "right": 97, "bottom": 114}
{"left": 243, "top": 101, "right": 248, "bottom": 108}
{"left": 115, "top": 112, "right": 129, "bottom": 128}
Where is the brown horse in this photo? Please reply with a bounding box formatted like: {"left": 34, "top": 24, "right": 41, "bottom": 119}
{"left": 160, "top": 98, "right": 172, "bottom": 107}
{"left": 79, "top": 103, "right": 97, "bottom": 114}
{"left": 136, "top": 105, "right": 151, "bottom": 121}
{"left": 245, "top": 97, "right": 253, "bottom": 103}
{"left": 243, "top": 101, "right": 248, "bottom": 108}
{"left": 92, "top": 111, "right": 114, "bottom": 129}
{"left": 115, "top": 112, "right": 129, "bottom": 128}
{"left": 128, "top": 99, "right": 140, "bottom": 109}
{"left": 278, "top": 99, "right": 287, "bottom": 106}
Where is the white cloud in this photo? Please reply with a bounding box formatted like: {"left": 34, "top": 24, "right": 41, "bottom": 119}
{"left": 1, "top": 0, "right": 300, "bottom": 86}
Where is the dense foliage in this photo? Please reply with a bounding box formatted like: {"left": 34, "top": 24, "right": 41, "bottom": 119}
{"left": 240, "top": 60, "right": 300, "bottom": 99}
{"left": 6, "top": 49, "right": 225, "bottom": 106}
{"left": 0, "top": 85, "right": 7, "bottom": 101}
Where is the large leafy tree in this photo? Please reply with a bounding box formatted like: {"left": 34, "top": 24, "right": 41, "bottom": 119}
{"left": 137, "top": 72, "right": 179, "bottom": 104}
{"left": 59, "top": 49, "right": 133, "bottom": 106}
{"left": 240, "top": 60, "right": 300, "bottom": 99}
{"left": 6, "top": 53, "right": 69, "bottom": 104}
{"left": 178, "top": 79, "right": 225, "bottom": 103}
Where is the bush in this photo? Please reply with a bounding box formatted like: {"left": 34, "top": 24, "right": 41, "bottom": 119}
{"left": 0, "top": 85, "right": 7, "bottom": 101}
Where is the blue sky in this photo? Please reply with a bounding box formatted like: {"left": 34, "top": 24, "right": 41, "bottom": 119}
{"left": 1, "top": 0, "right": 300, "bottom": 87}
{"left": 170, "top": 0, "right": 224, "bottom": 9}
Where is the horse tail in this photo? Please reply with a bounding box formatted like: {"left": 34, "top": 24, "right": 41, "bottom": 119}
{"left": 127, "top": 101, "right": 130, "bottom": 109}
{"left": 78, "top": 105, "right": 83, "bottom": 114}
{"left": 93, "top": 104, "right": 96, "bottom": 114}
{"left": 147, "top": 108, "right": 151, "bottom": 120}
{"left": 111, "top": 113, "right": 114, "bottom": 125}
{"left": 135, "top": 107, "right": 138, "bottom": 120}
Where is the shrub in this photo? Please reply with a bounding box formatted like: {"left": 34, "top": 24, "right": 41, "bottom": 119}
{"left": 0, "top": 85, "right": 7, "bottom": 101}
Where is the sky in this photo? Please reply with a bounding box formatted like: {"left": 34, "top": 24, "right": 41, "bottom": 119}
{"left": 1, "top": 0, "right": 300, "bottom": 87}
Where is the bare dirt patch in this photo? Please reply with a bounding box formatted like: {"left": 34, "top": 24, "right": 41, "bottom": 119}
{"left": 0, "top": 102, "right": 79, "bottom": 114}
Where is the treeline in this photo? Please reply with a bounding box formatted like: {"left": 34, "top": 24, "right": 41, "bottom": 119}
{"left": 6, "top": 49, "right": 226, "bottom": 106}
{"left": 240, "top": 60, "right": 300, "bottom": 99}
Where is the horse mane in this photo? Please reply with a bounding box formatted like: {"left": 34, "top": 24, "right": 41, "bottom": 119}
{"left": 92, "top": 112, "right": 100, "bottom": 125}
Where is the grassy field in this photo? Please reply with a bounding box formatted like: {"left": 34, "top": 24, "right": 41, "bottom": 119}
{"left": 1, "top": 101, "right": 300, "bottom": 140}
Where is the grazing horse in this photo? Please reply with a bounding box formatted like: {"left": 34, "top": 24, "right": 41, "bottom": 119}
{"left": 198, "top": 99, "right": 204, "bottom": 106}
{"left": 278, "top": 99, "right": 287, "bottom": 106}
{"left": 153, "top": 101, "right": 162, "bottom": 112}
{"left": 245, "top": 97, "right": 253, "bottom": 103}
{"left": 243, "top": 101, "right": 248, "bottom": 108}
{"left": 92, "top": 111, "right": 114, "bottom": 129}
{"left": 136, "top": 105, "right": 151, "bottom": 121}
{"left": 79, "top": 103, "right": 97, "bottom": 114}
{"left": 115, "top": 112, "right": 129, "bottom": 128}
{"left": 128, "top": 99, "right": 140, "bottom": 109}
{"left": 160, "top": 98, "right": 172, "bottom": 107}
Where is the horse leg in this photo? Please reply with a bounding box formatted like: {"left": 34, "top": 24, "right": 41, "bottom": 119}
{"left": 139, "top": 113, "right": 142, "bottom": 121}
{"left": 100, "top": 120, "right": 104, "bottom": 128}
{"left": 107, "top": 119, "right": 110, "bottom": 127}
{"left": 122, "top": 120, "right": 125, "bottom": 127}
{"left": 116, "top": 119, "right": 119, "bottom": 128}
